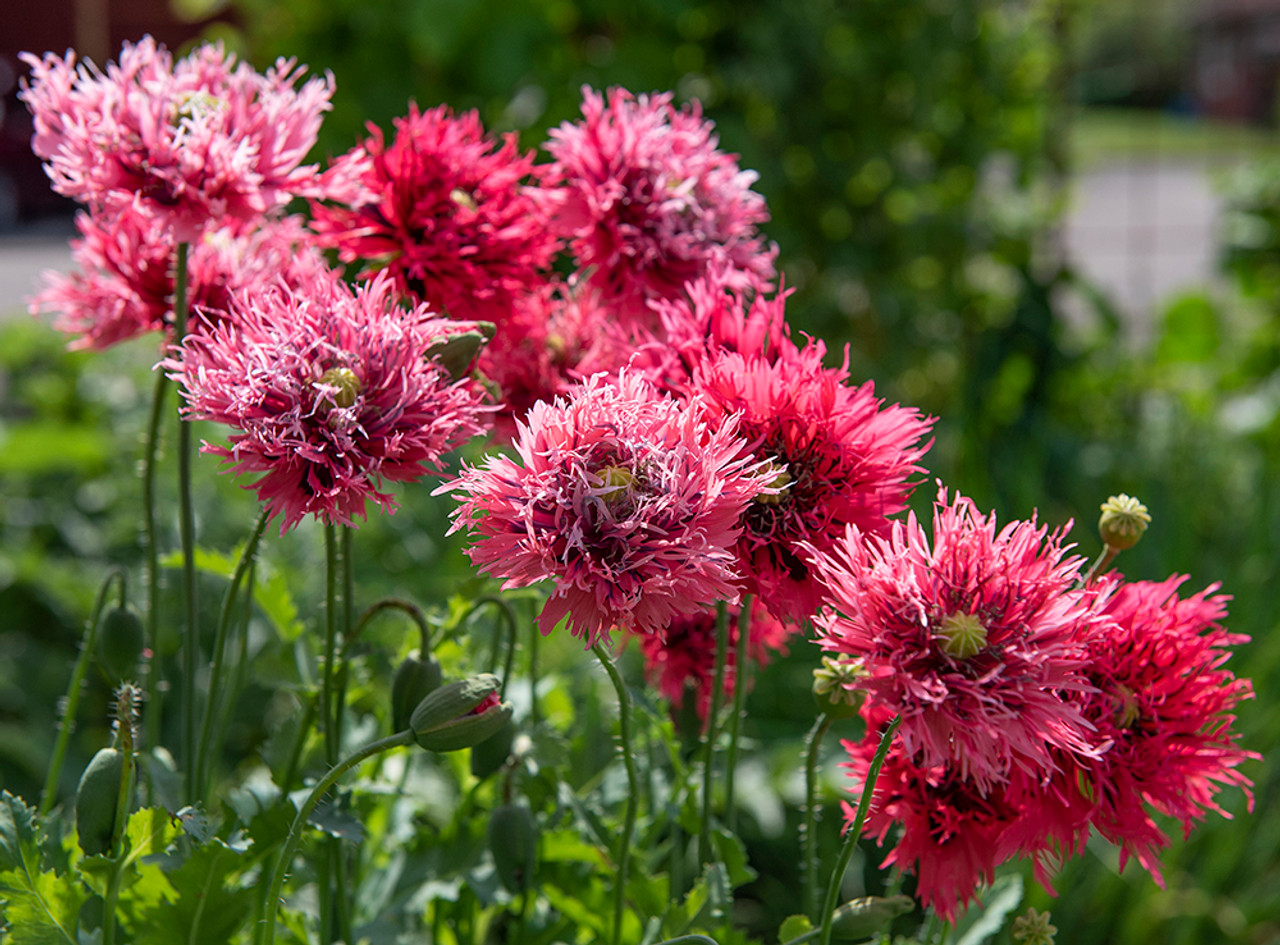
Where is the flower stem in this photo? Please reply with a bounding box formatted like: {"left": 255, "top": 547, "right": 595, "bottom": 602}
{"left": 592, "top": 643, "right": 638, "bottom": 945}
{"left": 40, "top": 568, "right": 124, "bottom": 814}
{"left": 724, "top": 597, "right": 752, "bottom": 834}
{"left": 194, "top": 507, "right": 269, "bottom": 800}
{"left": 803, "top": 713, "right": 835, "bottom": 920}
{"left": 140, "top": 367, "right": 168, "bottom": 767}
{"left": 817, "top": 714, "right": 900, "bottom": 945}
{"left": 172, "top": 240, "right": 200, "bottom": 806}
{"left": 258, "top": 730, "right": 413, "bottom": 945}
{"left": 322, "top": 525, "right": 340, "bottom": 765}
{"left": 698, "top": 601, "right": 730, "bottom": 867}
{"left": 1080, "top": 543, "right": 1120, "bottom": 587}
{"left": 344, "top": 597, "right": 432, "bottom": 658}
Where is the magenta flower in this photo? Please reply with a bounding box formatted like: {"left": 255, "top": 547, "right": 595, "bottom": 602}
{"left": 693, "top": 343, "right": 933, "bottom": 625}
{"left": 1065, "top": 576, "right": 1256, "bottom": 881}
{"left": 21, "top": 36, "right": 334, "bottom": 240}
{"left": 167, "top": 270, "right": 490, "bottom": 532}
{"left": 439, "top": 372, "right": 771, "bottom": 645}
{"left": 30, "top": 210, "right": 324, "bottom": 350}
{"left": 634, "top": 599, "right": 796, "bottom": 723}
{"left": 808, "top": 487, "right": 1105, "bottom": 790}
{"left": 543, "top": 86, "right": 777, "bottom": 321}
{"left": 311, "top": 103, "right": 559, "bottom": 325}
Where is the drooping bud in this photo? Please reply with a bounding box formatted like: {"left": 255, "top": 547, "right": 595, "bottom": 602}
{"left": 425, "top": 323, "right": 495, "bottom": 381}
{"left": 489, "top": 802, "right": 539, "bottom": 894}
{"left": 1098, "top": 494, "right": 1150, "bottom": 551}
{"left": 410, "top": 675, "right": 512, "bottom": 752}
{"left": 391, "top": 653, "right": 443, "bottom": 733}
{"left": 1012, "top": 907, "right": 1057, "bottom": 945}
{"left": 936, "top": 611, "right": 988, "bottom": 659}
{"left": 318, "top": 366, "right": 362, "bottom": 409}
{"left": 98, "top": 605, "right": 145, "bottom": 682}
{"left": 75, "top": 748, "right": 124, "bottom": 857}
{"left": 812, "top": 655, "right": 867, "bottom": 719}
{"left": 469, "top": 717, "right": 517, "bottom": 780}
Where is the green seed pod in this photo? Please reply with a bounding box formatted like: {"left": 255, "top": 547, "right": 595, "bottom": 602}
{"left": 391, "top": 653, "right": 443, "bottom": 733}
{"left": 410, "top": 675, "right": 513, "bottom": 752}
{"left": 812, "top": 656, "right": 867, "bottom": 720}
{"left": 1098, "top": 494, "right": 1151, "bottom": 552}
{"left": 97, "top": 606, "right": 145, "bottom": 681}
{"left": 488, "top": 802, "right": 538, "bottom": 894}
{"left": 469, "top": 716, "right": 517, "bottom": 780}
{"left": 75, "top": 748, "right": 123, "bottom": 857}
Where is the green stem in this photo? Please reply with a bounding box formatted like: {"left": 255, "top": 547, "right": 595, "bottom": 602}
{"left": 323, "top": 525, "right": 339, "bottom": 765}
{"left": 173, "top": 241, "right": 200, "bottom": 806}
{"left": 803, "top": 714, "right": 835, "bottom": 920}
{"left": 40, "top": 569, "right": 124, "bottom": 814}
{"left": 724, "top": 597, "right": 752, "bottom": 834}
{"left": 817, "top": 715, "right": 900, "bottom": 945}
{"left": 592, "top": 644, "right": 638, "bottom": 945}
{"left": 195, "top": 508, "right": 270, "bottom": 800}
{"left": 102, "top": 858, "right": 123, "bottom": 945}
{"left": 210, "top": 557, "right": 255, "bottom": 785}
{"left": 344, "top": 597, "right": 432, "bottom": 659}
{"left": 1080, "top": 542, "right": 1120, "bottom": 588}
{"left": 528, "top": 615, "right": 540, "bottom": 727}
{"left": 141, "top": 367, "right": 168, "bottom": 766}
{"left": 278, "top": 694, "right": 318, "bottom": 797}
{"left": 698, "top": 601, "right": 730, "bottom": 867}
{"left": 923, "top": 911, "right": 943, "bottom": 945}
{"left": 259, "top": 730, "right": 413, "bottom": 945}
{"left": 337, "top": 527, "right": 353, "bottom": 753}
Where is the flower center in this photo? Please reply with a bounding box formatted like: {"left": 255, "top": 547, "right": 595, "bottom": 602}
{"left": 450, "top": 188, "right": 478, "bottom": 211}
{"left": 937, "top": 611, "right": 987, "bottom": 659}
{"left": 1113, "top": 683, "right": 1141, "bottom": 728}
{"left": 318, "top": 366, "right": 362, "bottom": 409}
{"left": 173, "top": 90, "right": 224, "bottom": 125}
{"left": 596, "top": 464, "right": 635, "bottom": 504}
{"left": 754, "top": 459, "right": 793, "bottom": 505}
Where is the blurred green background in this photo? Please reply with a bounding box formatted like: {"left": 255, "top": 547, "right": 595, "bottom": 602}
{"left": 2, "top": 0, "right": 1277, "bottom": 942}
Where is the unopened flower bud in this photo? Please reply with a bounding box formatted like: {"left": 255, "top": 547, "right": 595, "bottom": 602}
{"left": 426, "top": 323, "right": 495, "bottom": 381}
{"left": 812, "top": 656, "right": 866, "bottom": 719}
{"left": 98, "top": 605, "right": 145, "bottom": 682}
{"left": 1098, "top": 494, "right": 1150, "bottom": 551}
{"left": 469, "top": 716, "right": 517, "bottom": 780}
{"left": 391, "top": 653, "right": 443, "bottom": 733}
{"left": 76, "top": 747, "right": 124, "bottom": 857}
{"left": 410, "top": 674, "right": 512, "bottom": 752}
{"left": 489, "top": 802, "right": 539, "bottom": 894}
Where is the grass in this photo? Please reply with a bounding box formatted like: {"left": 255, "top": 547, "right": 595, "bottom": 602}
{"left": 1070, "top": 106, "right": 1280, "bottom": 169}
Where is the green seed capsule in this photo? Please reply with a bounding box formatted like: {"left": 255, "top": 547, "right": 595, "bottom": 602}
{"left": 97, "top": 606, "right": 144, "bottom": 681}
{"left": 391, "top": 654, "right": 443, "bottom": 733}
{"left": 76, "top": 748, "right": 123, "bottom": 857}
{"left": 488, "top": 802, "right": 538, "bottom": 894}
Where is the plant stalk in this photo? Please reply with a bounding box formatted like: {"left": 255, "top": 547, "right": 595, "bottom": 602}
{"left": 698, "top": 601, "right": 730, "bottom": 866}
{"left": 803, "top": 713, "right": 835, "bottom": 920}
{"left": 592, "top": 643, "right": 639, "bottom": 945}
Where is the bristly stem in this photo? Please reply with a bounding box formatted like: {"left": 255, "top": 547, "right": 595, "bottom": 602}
{"left": 195, "top": 507, "right": 269, "bottom": 800}
{"left": 173, "top": 240, "right": 200, "bottom": 806}
{"left": 803, "top": 713, "right": 835, "bottom": 920}
{"left": 724, "top": 596, "right": 752, "bottom": 834}
{"left": 258, "top": 730, "right": 413, "bottom": 945}
{"left": 140, "top": 367, "right": 168, "bottom": 768}
{"left": 591, "top": 643, "right": 639, "bottom": 945}
{"left": 40, "top": 568, "right": 125, "bottom": 814}
{"left": 698, "top": 601, "right": 730, "bottom": 867}
{"left": 817, "top": 715, "right": 900, "bottom": 945}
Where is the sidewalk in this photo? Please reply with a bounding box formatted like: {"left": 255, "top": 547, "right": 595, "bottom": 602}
{"left": 0, "top": 221, "right": 74, "bottom": 320}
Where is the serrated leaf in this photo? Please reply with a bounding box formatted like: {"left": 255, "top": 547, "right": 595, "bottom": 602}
{"left": 711, "top": 827, "right": 758, "bottom": 888}
{"left": 121, "top": 807, "right": 183, "bottom": 868}
{"left": 128, "top": 842, "right": 252, "bottom": 945}
{"left": 0, "top": 866, "right": 85, "bottom": 945}
{"left": 951, "top": 874, "right": 1024, "bottom": 945}
{"left": 308, "top": 800, "right": 365, "bottom": 844}
{"left": 779, "top": 914, "right": 813, "bottom": 943}
{"left": 0, "top": 791, "right": 42, "bottom": 875}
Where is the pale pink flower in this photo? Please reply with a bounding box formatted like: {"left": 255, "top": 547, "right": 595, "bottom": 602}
{"left": 167, "top": 270, "right": 490, "bottom": 532}
{"left": 543, "top": 86, "right": 776, "bottom": 321}
{"left": 693, "top": 343, "right": 933, "bottom": 625}
{"left": 20, "top": 35, "right": 333, "bottom": 240}
{"left": 439, "top": 372, "right": 770, "bottom": 645}
{"left": 311, "top": 103, "right": 559, "bottom": 325}
{"left": 30, "top": 210, "right": 324, "bottom": 350}
{"left": 808, "top": 487, "right": 1105, "bottom": 790}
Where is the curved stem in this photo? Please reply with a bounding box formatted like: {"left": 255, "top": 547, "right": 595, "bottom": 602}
{"left": 724, "top": 597, "right": 752, "bottom": 834}
{"left": 698, "top": 601, "right": 730, "bottom": 867}
{"left": 817, "top": 715, "right": 900, "bottom": 945}
{"left": 1080, "top": 543, "right": 1120, "bottom": 588}
{"left": 803, "top": 714, "right": 835, "bottom": 920}
{"left": 344, "top": 598, "right": 431, "bottom": 659}
{"left": 259, "top": 730, "right": 413, "bottom": 945}
{"left": 172, "top": 241, "right": 200, "bottom": 805}
{"left": 195, "top": 508, "right": 270, "bottom": 800}
{"left": 591, "top": 644, "right": 638, "bottom": 945}
{"left": 40, "top": 568, "right": 124, "bottom": 814}
{"left": 141, "top": 366, "right": 168, "bottom": 766}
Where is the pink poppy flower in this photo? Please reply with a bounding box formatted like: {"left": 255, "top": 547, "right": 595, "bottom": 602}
{"left": 311, "top": 103, "right": 559, "bottom": 325}
{"left": 808, "top": 487, "right": 1105, "bottom": 790}
{"left": 693, "top": 343, "right": 933, "bottom": 625}
{"left": 167, "top": 270, "right": 490, "bottom": 532}
{"left": 439, "top": 372, "right": 771, "bottom": 645}
{"left": 30, "top": 210, "right": 324, "bottom": 350}
{"left": 542, "top": 86, "right": 777, "bottom": 321}
{"left": 634, "top": 599, "right": 796, "bottom": 722}
{"left": 20, "top": 36, "right": 334, "bottom": 240}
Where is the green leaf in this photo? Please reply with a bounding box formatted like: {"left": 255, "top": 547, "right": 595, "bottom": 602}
{"left": 0, "top": 866, "right": 85, "bottom": 945}
{"left": 711, "top": 827, "right": 758, "bottom": 888}
{"left": 129, "top": 841, "right": 252, "bottom": 945}
{"left": 158, "top": 548, "right": 302, "bottom": 640}
{"left": 779, "top": 914, "right": 813, "bottom": 943}
{"left": 951, "top": 873, "right": 1024, "bottom": 945}
{"left": 121, "top": 807, "right": 183, "bottom": 869}
{"left": 0, "top": 791, "right": 42, "bottom": 875}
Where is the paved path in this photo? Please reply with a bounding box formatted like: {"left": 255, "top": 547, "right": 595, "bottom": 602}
{"left": 0, "top": 225, "right": 74, "bottom": 321}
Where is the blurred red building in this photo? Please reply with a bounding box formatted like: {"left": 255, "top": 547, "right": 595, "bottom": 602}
{"left": 1194, "top": 0, "right": 1280, "bottom": 124}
